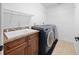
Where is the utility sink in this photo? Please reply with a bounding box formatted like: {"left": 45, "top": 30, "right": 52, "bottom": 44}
{"left": 4, "top": 29, "right": 38, "bottom": 40}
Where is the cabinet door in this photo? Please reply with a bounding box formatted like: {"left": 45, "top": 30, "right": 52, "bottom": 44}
{"left": 6, "top": 43, "right": 26, "bottom": 55}
{"left": 34, "top": 33, "right": 39, "bottom": 54}
{"left": 28, "top": 34, "right": 38, "bottom": 55}
{"left": 28, "top": 39, "right": 36, "bottom": 55}
{"left": 25, "top": 37, "right": 28, "bottom": 55}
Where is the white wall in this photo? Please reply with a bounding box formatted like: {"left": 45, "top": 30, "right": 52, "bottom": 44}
{"left": 75, "top": 4, "right": 79, "bottom": 37}
{"left": 0, "top": 3, "right": 2, "bottom": 45}
{"left": 45, "top": 3, "right": 75, "bottom": 43}
{"left": 2, "top": 3, "right": 46, "bottom": 28}
{"left": 74, "top": 4, "right": 79, "bottom": 54}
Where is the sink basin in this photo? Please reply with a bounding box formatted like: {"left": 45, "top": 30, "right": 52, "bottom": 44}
{"left": 4, "top": 29, "right": 38, "bottom": 40}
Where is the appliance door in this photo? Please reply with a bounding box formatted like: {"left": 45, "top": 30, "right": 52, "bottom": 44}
{"left": 47, "top": 31, "right": 55, "bottom": 48}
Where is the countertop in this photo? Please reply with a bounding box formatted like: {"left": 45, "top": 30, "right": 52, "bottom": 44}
{"left": 4, "top": 29, "right": 39, "bottom": 43}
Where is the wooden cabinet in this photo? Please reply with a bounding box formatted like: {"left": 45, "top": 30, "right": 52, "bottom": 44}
{"left": 4, "top": 32, "right": 39, "bottom": 55}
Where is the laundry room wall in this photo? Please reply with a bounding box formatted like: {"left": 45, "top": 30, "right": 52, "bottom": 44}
{"left": 0, "top": 3, "right": 3, "bottom": 45}
{"left": 2, "top": 3, "right": 46, "bottom": 28}
{"left": 0, "top": 3, "right": 2, "bottom": 45}
{"left": 45, "top": 3, "right": 75, "bottom": 43}
{"left": 75, "top": 3, "right": 79, "bottom": 37}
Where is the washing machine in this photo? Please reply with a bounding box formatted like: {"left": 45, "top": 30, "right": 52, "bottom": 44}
{"left": 32, "top": 25, "right": 58, "bottom": 55}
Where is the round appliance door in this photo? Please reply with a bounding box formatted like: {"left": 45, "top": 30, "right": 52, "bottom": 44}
{"left": 47, "top": 31, "right": 55, "bottom": 48}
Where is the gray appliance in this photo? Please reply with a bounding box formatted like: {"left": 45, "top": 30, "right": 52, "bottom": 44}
{"left": 32, "top": 25, "right": 58, "bottom": 55}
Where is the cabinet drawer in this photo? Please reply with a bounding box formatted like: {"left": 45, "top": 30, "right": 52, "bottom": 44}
{"left": 5, "top": 42, "right": 26, "bottom": 55}
{"left": 4, "top": 37, "right": 25, "bottom": 51}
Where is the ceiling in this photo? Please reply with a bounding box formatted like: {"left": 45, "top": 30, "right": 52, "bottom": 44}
{"left": 41, "top": 3, "right": 61, "bottom": 8}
